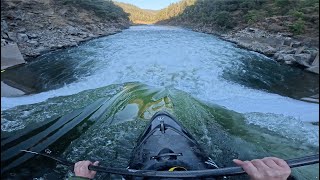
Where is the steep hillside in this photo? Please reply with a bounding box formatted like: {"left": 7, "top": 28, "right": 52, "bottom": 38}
{"left": 158, "top": 0, "right": 319, "bottom": 45}
{"left": 114, "top": 1, "right": 158, "bottom": 24}
{"left": 156, "top": 0, "right": 196, "bottom": 22}
{"left": 1, "top": 0, "right": 130, "bottom": 60}
{"left": 114, "top": 0, "right": 196, "bottom": 24}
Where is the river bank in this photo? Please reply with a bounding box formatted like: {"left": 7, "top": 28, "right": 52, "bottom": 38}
{"left": 1, "top": 23, "right": 127, "bottom": 96}
{"left": 194, "top": 26, "right": 319, "bottom": 74}
{"left": 1, "top": 0, "right": 130, "bottom": 61}
{"left": 156, "top": 18, "right": 319, "bottom": 103}
{"left": 192, "top": 25, "right": 319, "bottom": 103}
{"left": 153, "top": 0, "right": 319, "bottom": 74}
{"left": 1, "top": 0, "right": 130, "bottom": 97}
{"left": 163, "top": 22, "right": 319, "bottom": 75}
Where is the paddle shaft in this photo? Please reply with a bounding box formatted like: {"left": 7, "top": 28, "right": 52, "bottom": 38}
{"left": 21, "top": 150, "right": 319, "bottom": 178}
{"left": 88, "top": 154, "right": 319, "bottom": 177}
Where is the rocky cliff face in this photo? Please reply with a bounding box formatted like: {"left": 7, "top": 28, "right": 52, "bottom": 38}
{"left": 1, "top": 0, "right": 130, "bottom": 61}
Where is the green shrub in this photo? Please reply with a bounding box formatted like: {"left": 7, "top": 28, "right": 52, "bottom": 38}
{"left": 275, "top": 0, "right": 298, "bottom": 14}
{"left": 275, "top": 0, "right": 290, "bottom": 8}
{"left": 289, "top": 18, "right": 305, "bottom": 35}
{"left": 244, "top": 10, "right": 264, "bottom": 24}
{"left": 214, "top": 11, "right": 234, "bottom": 29}
{"left": 301, "top": 0, "right": 319, "bottom": 7}
{"left": 289, "top": 10, "right": 304, "bottom": 19}
{"left": 240, "top": 0, "right": 262, "bottom": 10}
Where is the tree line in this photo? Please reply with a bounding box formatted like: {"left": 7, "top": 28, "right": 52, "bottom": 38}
{"left": 168, "top": 0, "right": 318, "bottom": 32}
{"left": 115, "top": 0, "right": 319, "bottom": 35}
{"left": 157, "top": 0, "right": 319, "bottom": 35}
{"left": 57, "top": 0, "right": 319, "bottom": 35}
{"left": 113, "top": 2, "right": 159, "bottom": 24}
{"left": 114, "top": 0, "right": 196, "bottom": 24}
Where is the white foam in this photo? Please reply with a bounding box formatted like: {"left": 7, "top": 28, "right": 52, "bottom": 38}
{"left": 1, "top": 117, "right": 25, "bottom": 132}
{"left": 2, "top": 26, "right": 318, "bottom": 124}
{"left": 214, "top": 94, "right": 319, "bottom": 122}
{"left": 244, "top": 112, "right": 319, "bottom": 146}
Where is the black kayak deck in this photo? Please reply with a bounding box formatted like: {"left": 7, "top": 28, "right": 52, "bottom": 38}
{"left": 127, "top": 112, "right": 218, "bottom": 179}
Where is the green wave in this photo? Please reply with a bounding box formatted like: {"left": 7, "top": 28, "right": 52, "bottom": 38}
{"left": 1, "top": 82, "right": 318, "bottom": 179}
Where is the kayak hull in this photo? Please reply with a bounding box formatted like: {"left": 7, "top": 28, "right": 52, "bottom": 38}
{"left": 127, "top": 112, "right": 218, "bottom": 179}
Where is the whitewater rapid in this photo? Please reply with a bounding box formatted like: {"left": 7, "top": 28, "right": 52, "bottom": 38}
{"left": 2, "top": 25, "right": 318, "bottom": 123}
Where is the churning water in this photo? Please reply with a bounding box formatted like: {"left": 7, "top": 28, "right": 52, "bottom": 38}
{"left": 1, "top": 26, "right": 319, "bottom": 179}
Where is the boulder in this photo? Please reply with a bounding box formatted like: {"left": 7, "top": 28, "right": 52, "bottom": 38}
{"left": 78, "top": 31, "right": 88, "bottom": 38}
{"left": 7, "top": 32, "right": 17, "bottom": 41}
{"left": 9, "top": 22, "right": 17, "bottom": 27}
{"left": 276, "top": 40, "right": 285, "bottom": 49}
{"left": 274, "top": 52, "right": 295, "bottom": 62}
{"left": 283, "top": 54, "right": 296, "bottom": 62}
{"left": 293, "top": 53, "right": 312, "bottom": 67}
{"left": 263, "top": 46, "right": 277, "bottom": 56}
{"left": 283, "top": 37, "right": 292, "bottom": 46}
{"left": 1, "top": 43, "right": 25, "bottom": 70}
{"left": 67, "top": 42, "right": 78, "bottom": 47}
{"left": 88, "top": 33, "right": 95, "bottom": 38}
{"left": 59, "top": 8, "right": 68, "bottom": 16}
{"left": 68, "top": 36, "right": 76, "bottom": 42}
{"left": 17, "top": 33, "right": 29, "bottom": 42}
{"left": 34, "top": 46, "right": 47, "bottom": 55}
{"left": 35, "top": 46, "right": 46, "bottom": 52}
{"left": 284, "top": 60, "right": 294, "bottom": 65}
{"left": 311, "top": 52, "right": 319, "bottom": 66}
{"left": 17, "top": 28, "right": 27, "bottom": 33}
{"left": 282, "top": 49, "right": 296, "bottom": 54}
{"left": 248, "top": 28, "right": 256, "bottom": 33}
{"left": 306, "top": 66, "right": 319, "bottom": 74}
{"left": 273, "top": 52, "right": 281, "bottom": 59}
{"left": 267, "top": 23, "right": 285, "bottom": 32}
{"left": 290, "top": 41, "right": 301, "bottom": 48}
{"left": 295, "top": 46, "right": 305, "bottom": 55}
{"left": 1, "top": 32, "right": 9, "bottom": 39}
{"left": 1, "top": 20, "right": 9, "bottom": 33}
{"left": 27, "top": 33, "right": 38, "bottom": 39}
{"left": 27, "top": 40, "right": 39, "bottom": 46}
{"left": 25, "top": 51, "right": 41, "bottom": 57}
{"left": 66, "top": 26, "right": 80, "bottom": 35}
{"left": 57, "top": 44, "right": 64, "bottom": 48}
{"left": 36, "top": 24, "right": 44, "bottom": 28}
{"left": 1, "top": 39, "right": 7, "bottom": 46}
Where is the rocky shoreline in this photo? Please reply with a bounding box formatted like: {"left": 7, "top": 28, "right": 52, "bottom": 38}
{"left": 1, "top": 0, "right": 130, "bottom": 97}
{"left": 174, "top": 23, "right": 319, "bottom": 103}
{"left": 1, "top": 25, "right": 129, "bottom": 96}
{"left": 190, "top": 26, "right": 319, "bottom": 75}
{"left": 1, "top": 24, "right": 127, "bottom": 61}
{"left": 1, "top": 0, "right": 130, "bottom": 61}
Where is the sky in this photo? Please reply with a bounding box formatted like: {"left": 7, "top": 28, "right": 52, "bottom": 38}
{"left": 115, "top": 0, "right": 181, "bottom": 10}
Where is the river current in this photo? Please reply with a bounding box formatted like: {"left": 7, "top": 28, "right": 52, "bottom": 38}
{"left": 1, "top": 26, "right": 319, "bottom": 179}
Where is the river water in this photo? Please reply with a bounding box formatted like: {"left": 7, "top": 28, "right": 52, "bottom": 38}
{"left": 1, "top": 26, "right": 319, "bottom": 179}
